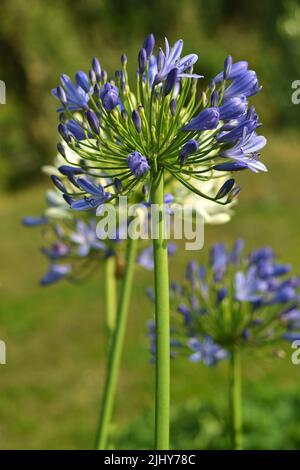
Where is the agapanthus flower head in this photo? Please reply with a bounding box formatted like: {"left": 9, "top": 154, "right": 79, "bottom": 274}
{"left": 50, "top": 34, "right": 267, "bottom": 212}
{"left": 147, "top": 240, "right": 300, "bottom": 366}
{"left": 24, "top": 143, "right": 171, "bottom": 286}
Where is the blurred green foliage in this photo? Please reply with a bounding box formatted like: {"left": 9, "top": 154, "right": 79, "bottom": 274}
{"left": 0, "top": 0, "right": 300, "bottom": 189}
{"left": 113, "top": 386, "right": 300, "bottom": 449}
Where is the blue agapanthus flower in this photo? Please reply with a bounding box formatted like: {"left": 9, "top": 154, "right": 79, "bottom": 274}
{"left": 50, "top": 34, "right": 267, "bottom": 213}
{"left": 147, "top": 240, "right": 300, "bottom": 366}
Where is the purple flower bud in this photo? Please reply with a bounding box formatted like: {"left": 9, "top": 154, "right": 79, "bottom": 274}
{"left": 179, "top": 139, "right": 199, "bottom": 165}
{"left": 101, "top": 70, "right": 107, "bottom": 82}
{"left": 89, "top": 69, "right": 96, "bottom": 84}
{"left": 157, "top": 48, "right": 164, "bottom": 71}
{"left": 214, "top": 60, "right": 249, "bottom": 83}
{"left": 75, "top": 71, "right": 90, "bottom": 93}
{"left": 223, "top": 70, "right": 261, "bottom": 100}
{"left": 227, "top": 186, "right": 241, "bottom": 201}
{"left": 164, "top": 68, "right": 179, "bottom": 96}
{"left": 63, "top": 194, "right": 74, "bottom": 205}
{"left": 210, "top": 90, "right": 219, "bottom": 107}
{"left": 223, "top": 55, "right": 233, "bottom": 80}
{"left": 56, "top": 86, "right": 66, "bottom": 104}
{"left": 58, "top": 123, "right": 70, "bottom": 142}
{"left": 182, "top": 107, "right": 220, "bottom": 131}
{"left": 138, "top": 48, "right": 147, "bottom": 74}
{"left": 214, "top": 162, "right": 248, "bottom": 172}
{"left": 86, "top": 110, "right": 100, "bottom": 134}
{"left": 216, "top": 178, "right": 235, "bottom": 199}
{"left": 51, "top": 175, "right": 66, "bottom": 193}
{"left": 132, "top": 109, "right": 141, "bottom": 133}
{"left": 143, "top": 33, "right": 155, "bottom": 58}
{"left": 57, "top": 143, "right": 66, "bottom": 157}
{"left": 127, "top": 151, "right": 150, "bottom": 177}
{"left": 219, "top": 96, "right": 248, "bottom": 120}
{"left": 170, "top": 99, "right": 176, "bottom": 116}
{"left": 100, "top": 83, "right": 119, "bottom": 111}
{"left": 58, "top": 165, "right": 83, "bottom": 176}
{"left": 92, "top": 57, "right": 102, "bottom": 81}
{"left": 121, "top": 53, "right": 127, "bottom": 65}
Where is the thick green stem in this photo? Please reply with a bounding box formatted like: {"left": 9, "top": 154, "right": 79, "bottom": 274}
{"left": 104, "top": 255, "right": 117, "bottom": 338}
{"left": 151, "top": 171, "right": 170, "bottom": 450}
{"left": 229, "top": 347, "right": 242, "bottom": 450}
{"left": 95, "top": 237, "right": 137, "bottom": 449}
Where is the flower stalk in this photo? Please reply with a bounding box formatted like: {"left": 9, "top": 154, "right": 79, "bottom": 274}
{"left": 104, "top": 255, "right": 117, "bottom": 338}
{"left": 229, "top": 347, "right": 242, "bottom": 450}
{"left": 151, "top": 171, "right": 170, "bottom": 450}
{"left": 95, "top": 236, "right": 137, "bottom": 449}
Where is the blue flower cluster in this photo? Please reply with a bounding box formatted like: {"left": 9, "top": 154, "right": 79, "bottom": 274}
{"left": 50, "top": 34, "right": 267, "bottom": 213}
{"left": 147, "top": 240, "right": 300, "bottom": 366}
{"left": 23, "top": 215, "right": 114, "bottom": 285}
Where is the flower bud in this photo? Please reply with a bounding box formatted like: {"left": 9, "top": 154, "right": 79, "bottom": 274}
{"left": 132, "top": 109, "right": 141, "bottom": 133}
{"left": 210, "top": 90, "right": 220, "bottom": 107}
{"left": 143, "top": 33, "right": 155, "bottom": 58}
{"left": 51, "top": 175, "right": 66, "bottom": 193}
{"left": 56, "top": 86, "right": 66, "bottom": 104}
{"left": 92, "top": 57, "right": 102, "bottom": 81}
{"left": 86, "top": 110, "right": 100, "bottom": 134}
{"left": 58, "top": 123, "right": 70, "bottom": 142}
{"left": 170, "top": 99, "right": 176, "bottom": 116}
{"left": 216, "top": 178, "right": 235, "bottom": 199}
{"left": 75, "top": 71, "right": 90, "bottom": 92}
{"left": 179, "top": 139, "right": 199, "bottom": 165}
{"left": 164, "top": 68, "right": 178, "bottom": 96}
{"left": 138, "top": 48, "right": 147, "bottom": 74}
{"left": 89, "top": 69, "right": 96, "bottom": 85}
{"left": 57, "top": 143, "right": 66, "bottom": 157}
{"left": 182, "top": 107, "right": 219, "bottom": 131}
{"left": 223, "top": 55, "right": 233, "bottom": 80}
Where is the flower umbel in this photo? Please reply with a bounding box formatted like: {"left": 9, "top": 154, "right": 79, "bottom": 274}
{"left": 147, "top": 240, "right": 300, "bottom": 364}
{"left": 51, "top": 35, "right": 267, "bottom": 211}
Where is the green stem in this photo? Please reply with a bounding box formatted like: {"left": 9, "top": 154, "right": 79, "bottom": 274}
{"left": 104, "top": 256, "right": 117, "bottom": 338}
{"left": 95, "top": 237, "right": 138, "bottom": 449}
{"left": 229, "top": 347, "right": 242, "bottom": 450}
{"left": 151, "top": 171, "right": 170, "bottom": 450}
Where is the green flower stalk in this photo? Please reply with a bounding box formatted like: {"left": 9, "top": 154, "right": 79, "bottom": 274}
{"left": 229, "top": 347, "right": 242, "bottom": 450}
{"left": 95, "top": 236, "right": 137, "bottom": 449}
{"left": 105, "top": 255, "right": 117, "bottom": 338}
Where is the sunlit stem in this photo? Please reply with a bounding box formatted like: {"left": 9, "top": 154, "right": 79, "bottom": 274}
{"left": 95, "top": 236, "right": 138, "bottom": 449}
{"left": 104, "top": 255, "right": 117, "bottom": 338}
{"left": 229, "top": 347, "right": 243, "bottom": 450}
{"left": 151, "top": 171, "right": 170, "bottom": 450}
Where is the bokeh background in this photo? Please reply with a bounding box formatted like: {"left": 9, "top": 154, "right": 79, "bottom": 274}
{"left": 1, "top": 0, "right": 300, "bottom": 449}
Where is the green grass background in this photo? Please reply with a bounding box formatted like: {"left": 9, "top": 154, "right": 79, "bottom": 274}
{"left": 1, "top": 130, "right": 300, "bottom": 449}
